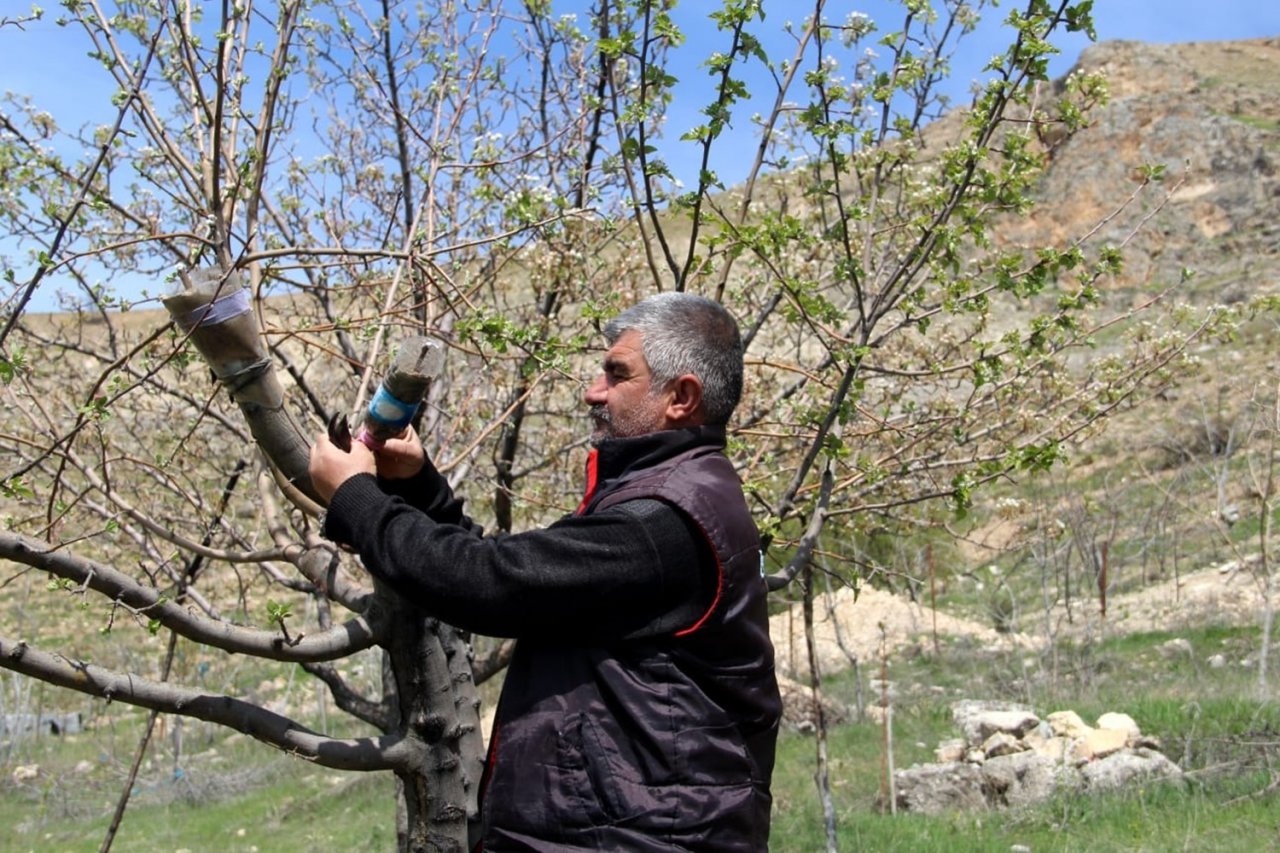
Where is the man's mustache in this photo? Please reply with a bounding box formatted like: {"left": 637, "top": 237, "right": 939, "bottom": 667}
{"left": 589, "top": 404, "right": 610, "bottom": 424}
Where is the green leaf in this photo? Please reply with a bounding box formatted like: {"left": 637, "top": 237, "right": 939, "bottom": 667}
{"left": 951, "top": 472, "right": 975, "bottom": 519}
{"left": 266, "top": 600, "right": 292, "bottom": 625}
{"left": 1, "top": 476, "right": 34, "bottom": 500}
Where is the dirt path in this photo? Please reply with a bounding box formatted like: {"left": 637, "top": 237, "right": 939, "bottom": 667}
{"left": 1049, "top": 557, "right": 1278, "bottom": 639}
{"left": 769, "top": 561, "right": 1279, "bottom": 679}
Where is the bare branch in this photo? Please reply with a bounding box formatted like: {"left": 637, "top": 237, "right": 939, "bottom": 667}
{"left": 0, "top": 635, "right": 418, "bottom": 772}
{"left": 0, "top": 532, "right": 379, "bottom": 662}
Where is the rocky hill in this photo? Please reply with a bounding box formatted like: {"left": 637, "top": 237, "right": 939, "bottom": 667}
{"left": 1011, "top": 37, "right": 1280, "bottom": 302}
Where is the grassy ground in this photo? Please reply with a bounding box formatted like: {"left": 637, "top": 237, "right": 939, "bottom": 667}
{"left": 3, "top": 764, "right": 397, "bottom": 852}
{"left": 3, "top": 623, "right": 1277, "bottom": 851}
{"left": 769, "top": 622, "right": 1280, "bottom": 852}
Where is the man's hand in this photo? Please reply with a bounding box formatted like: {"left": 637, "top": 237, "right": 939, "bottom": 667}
{"left": 310, "top": 432, "right": 376, "bottom": 504}
{"left": 373, "top": 425, "right": 426, "bottom": 480}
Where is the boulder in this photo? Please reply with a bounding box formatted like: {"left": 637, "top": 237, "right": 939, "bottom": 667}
{"left": 778, "top": 674, "right": 850, "bottom": 732}
{"left": 1046, "top": 710, "right": 1092, "bottom": 739}
{"left": 11, "top": 764, "right": 39, "bottom": 783}
{"left": 952, "top": 700, "right": 1037, "bottom": 745}
{"left": 982, "top": 731, "right": 1024, "bottom": 759}
{"left": 894, "top": 762, "right": 989, "bottom": 815}
{"left": 1021, "top": 720, "right": 1054, "bottom": 750}
{"left": 1096, "top": 712, "right": 1141, "bottom": 741}
{"left": 971, "top": 711, "right": 1042, "bottom": 744}
{"left": 935, "top": 738, "right": 966, "bottom": 763}
{"left": 1032, "top": 735, "right": 1090, "bottom": 765}
{"left": 983, "top": 751, "right": 1080, "bottom": 807}
{"left": 1159, "top": 638, "right": 1193, "bottom": 658}
{"left": 1081, "top": 748, "right": 1183, "bottom": 791}
{"left": 1083, "top": 726, "right": 1130, "bottom": 759}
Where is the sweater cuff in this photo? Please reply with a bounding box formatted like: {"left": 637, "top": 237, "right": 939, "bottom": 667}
{"left": 322, "top": 473, "right": 384, "bottom": 547}
{"left": 377, "top": 461, "right": 443, "bottom": 500}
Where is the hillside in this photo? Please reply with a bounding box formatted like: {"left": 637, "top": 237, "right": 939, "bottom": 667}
{"left": 1006, "top": 37, "right": 1279, "bottom": 299}
{"left": 772, "top": 36, "right": 1280, "bottom": 665}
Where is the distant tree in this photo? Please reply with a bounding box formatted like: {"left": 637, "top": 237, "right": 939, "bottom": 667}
{"left": 0, "top": 1, "right": 1208, "bottom": 849}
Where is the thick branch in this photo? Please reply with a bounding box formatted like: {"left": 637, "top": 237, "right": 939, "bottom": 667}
{"left": 0, "top": 532, "right": 379, "bottom": 662}
{"left": 301, "top": 660, "right": 394, "bottom": 731}
{"left": 472, "top": 638, "right": 515, "bottom": 685}
{"left": 0, "top": 636, "right": 417, "bottom": 772}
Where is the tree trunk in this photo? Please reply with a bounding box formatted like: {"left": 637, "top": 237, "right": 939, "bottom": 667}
{"left": 163, "top": 270, "right": 484, "bottom": 850}
{"left": 380, "top": 592, "right": 481, "bottom": 851}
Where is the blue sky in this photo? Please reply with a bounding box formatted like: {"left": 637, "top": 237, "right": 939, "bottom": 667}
{"left": 657, "top": 0, "right": 1280, "bottom": 180}
{"left": 2, "top": 1, "right": 1278, "bottom": 313}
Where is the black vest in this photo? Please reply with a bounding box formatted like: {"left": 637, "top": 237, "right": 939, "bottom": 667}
{"left": 480, "top": 428, "right": 781, "bottom": 851}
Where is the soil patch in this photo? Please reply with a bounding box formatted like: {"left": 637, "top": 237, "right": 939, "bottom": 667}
{"left": 770, "top": 561, "right": 1279, "bottom": 679}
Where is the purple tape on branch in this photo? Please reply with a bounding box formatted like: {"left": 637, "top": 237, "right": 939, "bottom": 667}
{"left": 366, "top": 385, "right": 417, "bottom": 428}
{"left": 355, "top": 427, "right": 385, "bottom": 451}
{"left": 175, "top": 288, "right": 251, "bottom": 332}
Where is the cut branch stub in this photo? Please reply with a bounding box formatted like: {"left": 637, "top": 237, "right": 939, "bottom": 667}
{"left": 358, "top": 335, "right": 446, "bottom": 445}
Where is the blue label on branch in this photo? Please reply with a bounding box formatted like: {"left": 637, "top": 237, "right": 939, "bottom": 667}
{"left": 367, "top": 385, "right": 417, "bottom": 427}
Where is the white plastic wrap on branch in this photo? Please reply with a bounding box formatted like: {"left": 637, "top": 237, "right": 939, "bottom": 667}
{"left": 162, "top": 268, "right": 321, "bottom": 507}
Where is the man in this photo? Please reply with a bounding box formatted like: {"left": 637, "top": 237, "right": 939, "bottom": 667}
{"left": 310, "top": 292, "right": 781, "bottom": 850}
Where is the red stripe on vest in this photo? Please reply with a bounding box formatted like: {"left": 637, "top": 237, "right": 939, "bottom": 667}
{"left": 574, "top": 449, "right": 599, "bottom": 516}
{"left": 675, "top": 521, "right": 725, "bottom": 637}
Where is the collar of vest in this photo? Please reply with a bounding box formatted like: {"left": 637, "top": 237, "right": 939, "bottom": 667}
{"left": 577, "top": 425, "right": 727, "bottom": 515}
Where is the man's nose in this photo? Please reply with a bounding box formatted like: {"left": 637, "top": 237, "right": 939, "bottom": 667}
{"left": 583, "top": 374, "right": 606, "bottom": 404}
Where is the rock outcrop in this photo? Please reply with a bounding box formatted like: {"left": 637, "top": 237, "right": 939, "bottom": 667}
{"left": 1007, "top": 38, "right": 1280, "bottom": 301}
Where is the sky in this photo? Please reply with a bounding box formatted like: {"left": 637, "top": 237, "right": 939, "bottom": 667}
{"left": 1, "top": 1, "right": 1278, "bottom": 313}
{"left": 656, "top": 0, "right": 1280, "bottom": 180}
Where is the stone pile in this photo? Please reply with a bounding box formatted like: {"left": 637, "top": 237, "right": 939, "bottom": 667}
{"left": 777, "top": 674, "right": 850, "bottom": 731}
{"left": 892, "top": 700, "right": 1183, "bottom": 814}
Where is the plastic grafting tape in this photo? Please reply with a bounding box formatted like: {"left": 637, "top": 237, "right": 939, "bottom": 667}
{"left": 175, "top": 288, "right": 251, "bottom": 332}
{"left": 355, "top": 428, "right": 384, "bottom": 451}
{"left": 365, "top": 384, "right": 419, "bottom": 429}
{"left": 219, "top": 357, "right": 274, "bottom": 395}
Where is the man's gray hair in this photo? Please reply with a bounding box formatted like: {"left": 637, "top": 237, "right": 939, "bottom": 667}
{"left": 603, "top": 292, "right": 744, "bottom": 425}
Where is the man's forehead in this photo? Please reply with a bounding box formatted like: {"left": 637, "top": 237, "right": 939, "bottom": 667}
{"left": 602, "top": 330, "right": 646, "bottom": 366}
{"left": 604, "top": 329, "right": 643, "bottom": 354}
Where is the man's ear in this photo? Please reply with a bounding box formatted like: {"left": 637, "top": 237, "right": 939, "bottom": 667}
{"left": 664, "top": 374, "right": 704, "bottom": 426}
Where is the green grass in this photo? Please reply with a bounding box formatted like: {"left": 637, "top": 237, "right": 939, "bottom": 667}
{"left": 0, "top": 681, "right": 394, "bottom": 852}
{"left": 772, "top": 778, "right": 1280, "bottom": 852}
{"left": 3, "top": 624, "right": 1277, "bottom": 851}
{"left": 1224, "top": 113, "right": 1280, "bottom": 133}
{"left": 3, "top": 763, "right": 396, "bottom": 852}
{"left": 768, "top": 717, "right": 1280, "bottom": 852}
{"left": 766, "top": 623, "right": 1280, "bottom": 852}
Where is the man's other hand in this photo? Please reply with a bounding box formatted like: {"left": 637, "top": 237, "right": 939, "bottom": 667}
{"left": 310, "top": 432, "right": 376, "bottom": 503}
{"left": 374, "top": 425, "right": 426, "bottom": 480}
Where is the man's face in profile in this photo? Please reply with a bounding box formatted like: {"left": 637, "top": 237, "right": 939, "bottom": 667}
{"left": 584, "top": 329, "right": 670, "bottom": 446}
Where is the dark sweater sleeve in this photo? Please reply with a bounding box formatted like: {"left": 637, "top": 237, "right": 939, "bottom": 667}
{"left": 375, "top": 461, "right": 476, "bottom": 530}
{"left": 323, "top": 474, "right": 715, "bottom": 640}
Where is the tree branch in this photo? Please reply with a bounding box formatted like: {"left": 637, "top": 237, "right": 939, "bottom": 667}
{"left": 0, "top": 635, "right": 418, "bottom": 772}
{"left": 0, "top": 532, "right": 379, "bottom": 662}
